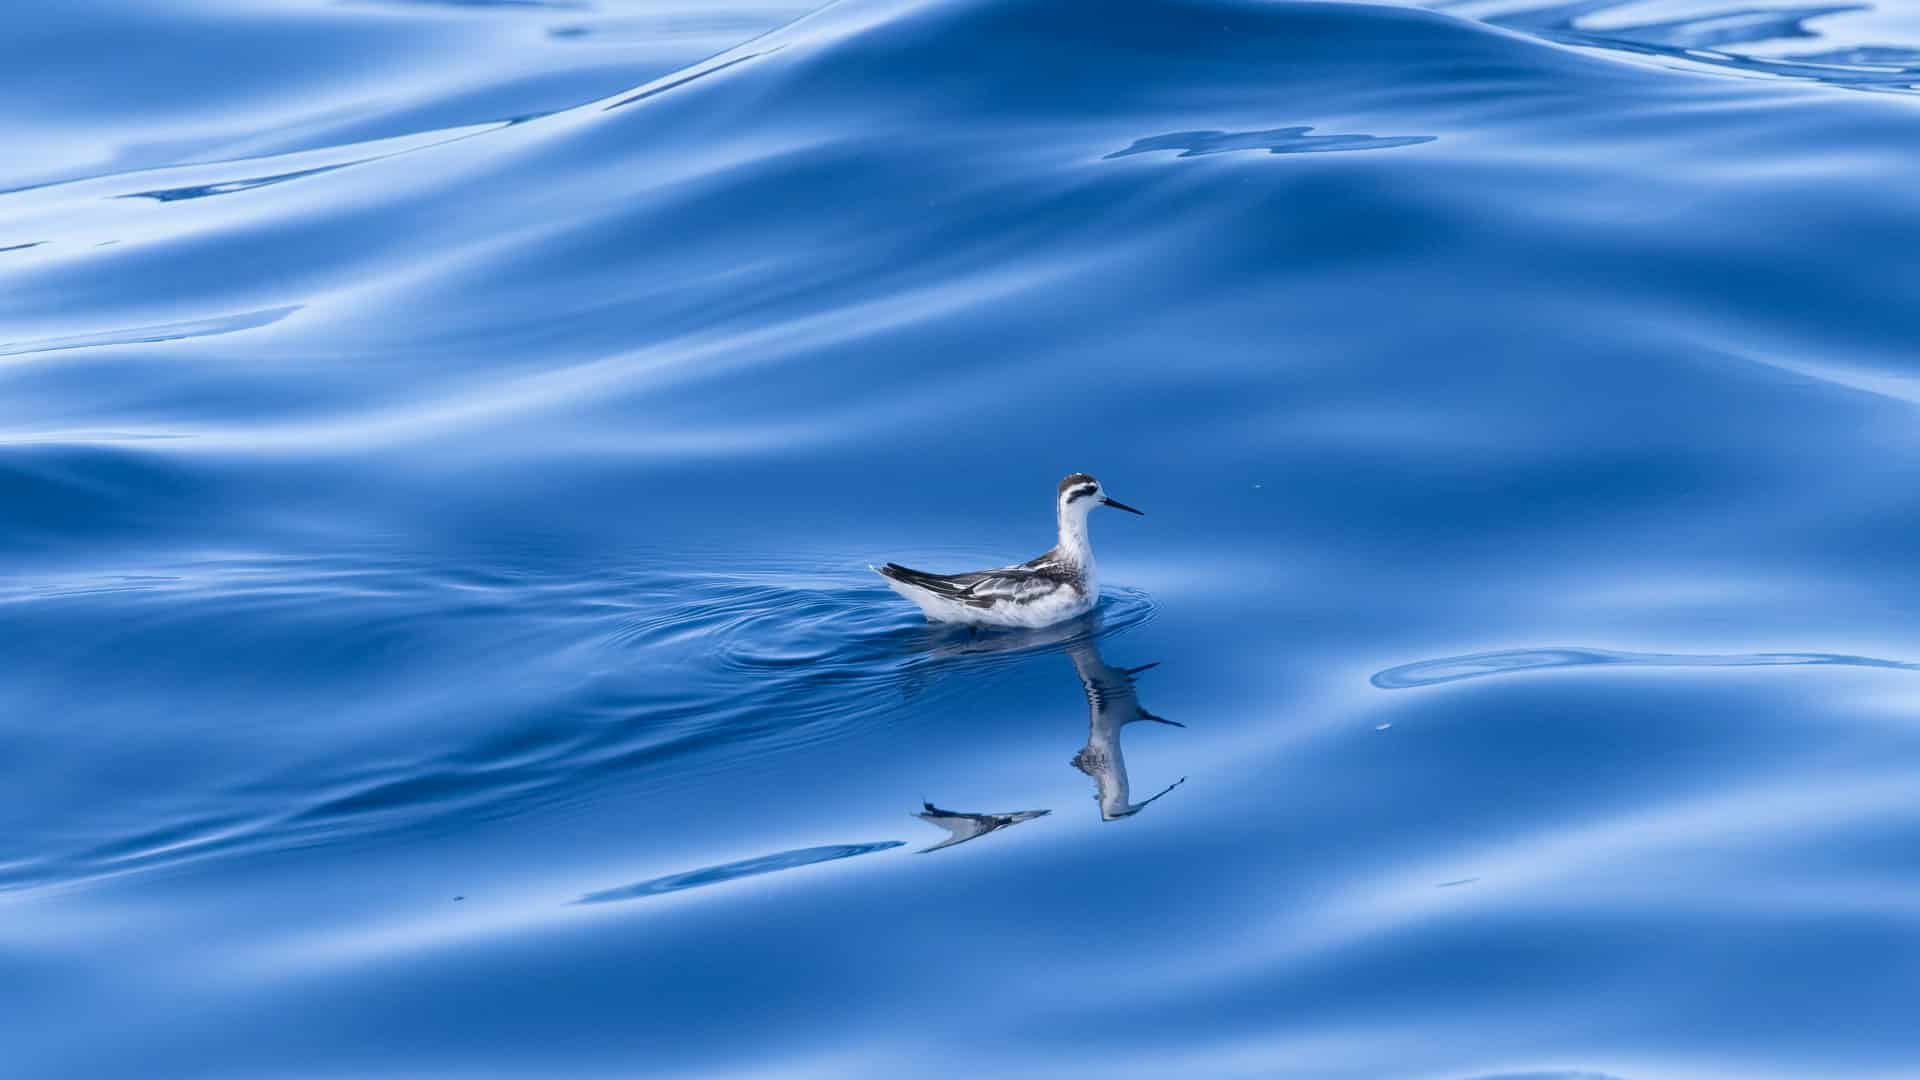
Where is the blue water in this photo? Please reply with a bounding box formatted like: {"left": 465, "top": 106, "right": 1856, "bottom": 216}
{"left": 8, "top": 0, "right": 1920, "bottom": 1075}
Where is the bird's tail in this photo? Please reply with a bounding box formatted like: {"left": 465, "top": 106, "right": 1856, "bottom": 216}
{"left": 873, "top": 562, "right": 970, "bottom": 597}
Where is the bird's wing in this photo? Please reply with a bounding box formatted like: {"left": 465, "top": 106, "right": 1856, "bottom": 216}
{"left": 881, "top": 563, "right": 1067, "bottom": 609}
{"left": 946, "top": 568, "right": 1069, "bottom": 608}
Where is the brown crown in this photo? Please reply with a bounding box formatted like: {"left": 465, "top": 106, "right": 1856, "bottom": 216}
{"left": 1057, "top": 472, "right": 1098, "bottom": 495}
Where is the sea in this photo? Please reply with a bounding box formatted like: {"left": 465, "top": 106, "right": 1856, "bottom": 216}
{"left": 6, "top": 1, "right": 1920, "bottom": 1076}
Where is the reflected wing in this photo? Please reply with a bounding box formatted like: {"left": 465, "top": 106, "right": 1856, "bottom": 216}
{"left": 913, "top": 804, "right": 1049, "bottom": 853}
{"left": 915, "top": 804, "right": 997, "bottom": 852}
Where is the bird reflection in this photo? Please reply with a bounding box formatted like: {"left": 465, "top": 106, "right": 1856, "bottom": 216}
{"left": 913, "top": 803, "right": 1050, "bottom": 853}
{"left": 913, "top": 630, "right": 1187, "bottom": 852}
{"left": 1067, "top": 641, "right": 1186, "bottom": 820}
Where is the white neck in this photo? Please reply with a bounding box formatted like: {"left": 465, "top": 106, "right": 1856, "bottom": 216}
{"left": 1056, "top": 500, "right": 1096, "bottom": 568}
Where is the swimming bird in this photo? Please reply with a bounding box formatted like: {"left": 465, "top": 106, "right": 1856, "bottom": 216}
{"left": 873, "top": 473, "right": 1143, "bottom": 628}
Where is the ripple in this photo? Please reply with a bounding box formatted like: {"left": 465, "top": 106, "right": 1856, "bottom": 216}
{"left": 602, "top": 563, "right": 1156, "bottom": 679}
{"left": 118, "top": 163, "right": 358, "bottom": 203}
{"left": 0, "top": 305, "right": 300, "bottom": 359}
{"left": 1464, "top": 1073, "right": 1625, "bottom": 1080}
{"left": 1106, "top": 126, "right": 1436, "bottom": 159}
{"left": 1373, "top": 646, "right": 1920, "bottom": 689}
{"left": 357, "top": 0, "right": 588, "bottom": 8}
{"left": 551, "top": 11, "right": 808, "bottom": 43}
{"left": 0, "top": 552, "right": 1155, "bottom": 892}
{"left": 574, "top": 841, "right": 904, "bottom": 904}
{"left": 604, "top": 49, "right": 781, "bottom": 110}
{"left": 1473, "top": 0, "right": 1920, "bottom": 92}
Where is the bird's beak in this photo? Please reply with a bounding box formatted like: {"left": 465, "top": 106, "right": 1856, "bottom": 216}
{"left": 1101, "top": 497, "right": 1144, "bottom": 515}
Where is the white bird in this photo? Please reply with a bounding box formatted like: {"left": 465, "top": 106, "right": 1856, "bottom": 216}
{"left": 873, "top": 472, "right": 1143, "bottom": 628}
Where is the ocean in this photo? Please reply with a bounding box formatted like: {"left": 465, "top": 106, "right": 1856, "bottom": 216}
{"left": 7, "top": 1, "right": 1920, "bottom": 1076}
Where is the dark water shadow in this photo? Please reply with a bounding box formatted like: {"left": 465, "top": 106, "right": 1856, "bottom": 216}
{"left": 1463, "top": 1072, "right": 1625, "bottom": 1080}
{"left": 574, "top": 841, "right": 904, "bottom": 904}
{"left": 347, "top": 0, "right": 587, "bottom": 8}
{"left": 0, "top": 305, "right": 301, "bottom": 358}
{"left": 605, "top": 49, "right": 780, "bottom": 109}
{"left": 120, "top": 163, "right": 359, "bottom": 203}
{"left": 1373, "top": 646, "right": 1920, "bottom": 689}
{"left": 0, "top": 112, "right": 532, "bottom": 201}
{"left": 551, "top": 12, "right": 800, "bottom": 43}
{"left": 1107, "top": 126, "right": 1436, "bottom": 160}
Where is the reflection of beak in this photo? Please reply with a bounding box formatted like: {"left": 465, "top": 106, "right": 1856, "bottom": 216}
{"left": 1101, "top": 497, "right": 1144, "bottom": 515}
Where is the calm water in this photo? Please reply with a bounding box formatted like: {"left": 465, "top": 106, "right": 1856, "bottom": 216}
{"left": 8, "top": 1, "right": 1920, "bottom": 1076}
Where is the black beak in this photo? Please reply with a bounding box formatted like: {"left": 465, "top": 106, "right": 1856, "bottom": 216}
{"left": 1101, "top": 497, "right": 1144, "bottom": 516}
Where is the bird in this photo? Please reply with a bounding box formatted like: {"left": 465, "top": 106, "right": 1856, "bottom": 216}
{"left": 872, "top": 472, "right": 1143, "bottom": 628}
{"left": 911, "top": 803, "right": 1050, "bottom": 853}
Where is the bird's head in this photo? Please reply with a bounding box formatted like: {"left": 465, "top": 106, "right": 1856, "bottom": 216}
{"left": 1056, "top": 472, "right": 1143, "bottom": 521}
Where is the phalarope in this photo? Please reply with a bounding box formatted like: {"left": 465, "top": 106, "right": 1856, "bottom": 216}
{"left": 873, "top": 472, "right": 1143, "bottom": 628}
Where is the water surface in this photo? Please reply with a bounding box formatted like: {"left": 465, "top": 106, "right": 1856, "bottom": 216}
{"left": 8, "top": 0, "right": 1920, "bottom": 1076}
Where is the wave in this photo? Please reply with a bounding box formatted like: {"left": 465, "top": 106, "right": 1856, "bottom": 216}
{"left": 8, "top": 0, "right": 1920, "bottom": 490}
{"left": 1458, "top": 0, "right": 1920, "bottom": 92}
{"left": 1373, "top": 645, "right": 1920, "bottom": 688}
{"left": 0, "top": 551, "right": 1153, "bottom": 891}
